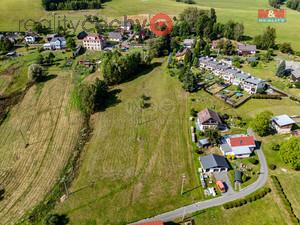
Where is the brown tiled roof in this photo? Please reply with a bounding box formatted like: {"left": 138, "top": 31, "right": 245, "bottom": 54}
{"left": 197, "top": 108, "right": 222, "bottom": 124}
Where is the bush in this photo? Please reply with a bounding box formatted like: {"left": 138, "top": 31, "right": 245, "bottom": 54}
{"left": 248, "top": 158, "right": 259, "bottom": 165}
{"left": 271, "top": 143, "right": 280, "bottom": 151}
{"left": 190, "top": 108, "right": 197, "bottom": 117}
{"left": 223, "top": 187, "right": 271, "bottom": 209}
{"left": 269, "top": 164, "right": 277, "bottom": 170}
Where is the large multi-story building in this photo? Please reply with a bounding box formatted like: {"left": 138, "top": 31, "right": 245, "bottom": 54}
{"left": 83, "top": 34, "right": 106, "bottom": 51}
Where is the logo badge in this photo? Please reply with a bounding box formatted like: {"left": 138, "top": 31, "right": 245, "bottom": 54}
{"left": 258, "top": 9, "right": 287, "bottom": 23}
{"left": 150, "top": 13, "right": 173, "bottom": 37}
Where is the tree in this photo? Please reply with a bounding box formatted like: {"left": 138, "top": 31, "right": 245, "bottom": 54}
{"left": 204, "top": 128, "right": 221, "bottom": 145}
{"left": 223, "top": 39, "right": 235, "bottom": 55}
{"left": 276, "top": 60, "right": 286, "bottom": 77}
{"left": 147, "top": 37, "right": 170, "bottom": 58}
{"left": 44, "top": 213, "right": 69, "bottom": 225}
{"left": 66, "top": 37, "right": 76, "bottom": 50}
{"left": 0, "top": 38, "right": 14, "bottom": 53}
{"left": 280, "top": 137, "right": 300, "bottom": 170}
{"left": 181, "top": 70, "right": 198, "bottom": 92}
{"left": 250, "top": 111, "right": 273, "bottom": 136}
{"left": 28, "top": 64, "right": 45, "bottom": 82}
{"left": 254, "top": 27, "right": 276, "bottom": 50}
{"left": 203, "top": 44, "right": 211, "bottom": 56}
{"left": 233, "top": 23, "right": 244, "bottom": 41}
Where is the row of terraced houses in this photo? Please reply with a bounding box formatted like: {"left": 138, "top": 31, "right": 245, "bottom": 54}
{"left": 199, "top": 56, "right": 267, "bottom": 94}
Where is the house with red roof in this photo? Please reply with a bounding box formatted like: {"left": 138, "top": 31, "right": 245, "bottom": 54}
{"left": 220, "top": 134, "right": 256, "bottom": 158}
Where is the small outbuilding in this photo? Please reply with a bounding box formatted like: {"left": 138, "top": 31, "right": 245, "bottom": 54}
{"left": 198, "top": 138, "right": 210, "bottom": 148}
{"left": 272, "top": 115, "right": 296, "bottom": 134}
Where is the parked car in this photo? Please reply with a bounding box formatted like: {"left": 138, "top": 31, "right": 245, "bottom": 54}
{"left": 216, "top": 180, "right": 226, "bottom": 193}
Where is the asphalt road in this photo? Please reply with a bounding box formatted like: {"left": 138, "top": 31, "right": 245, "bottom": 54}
{"left": 131, "top": 129, "right": 268, "bottom": 224}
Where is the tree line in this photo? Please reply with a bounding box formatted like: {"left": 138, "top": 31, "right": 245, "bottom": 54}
{"left": 171, "top": 8, "right": 245, "bottom": 42}
{"left": 101, "top": 50, "right": 152, "bottom": 85}
{"left": 42, "top": 0, "right": 107, "bottom": 11}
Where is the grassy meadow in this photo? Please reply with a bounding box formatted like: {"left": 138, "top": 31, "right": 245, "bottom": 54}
{"left": 55, "top": 59, "right": 200, "bottom": 225}
{"left": 1, "top": 0, "right": 300, "bottom": 49}
{"left": 180, "top": 194, "right": 288, "bottom": 225}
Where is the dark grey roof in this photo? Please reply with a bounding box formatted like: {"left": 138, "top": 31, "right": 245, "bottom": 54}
{"left": 108, "top": 32, "right": 122, "bottom": 40}
{"left": 238, "top": 43, "right": 256, "bottom": 52}
{"left": 51, "top": 37, "right": 65, "bottom": 42}
{"left": 234, "top": 170, "right": 242, "bottom": 182}
{"left": 200, "top": 154, "right": 229, "bottom": 170}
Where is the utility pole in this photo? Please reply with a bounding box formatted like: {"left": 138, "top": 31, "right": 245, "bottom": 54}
{"left": 61, "top": 176, "right": 69, "bottom": 197}
{"left": 181, "top": 174, "right": 186, "bottom": 196}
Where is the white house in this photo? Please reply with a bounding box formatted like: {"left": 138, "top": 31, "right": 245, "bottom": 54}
{"left": 220, "top": 134, "right": 256, "bottom": 158}
{"left": 242, "top": 77, "right": 266, "bottom": 94}
{"left": 83, "top": 34, "right": 106, "bottom": 51}
{"left": 43, "top": 37, "right": 66, "bottom": 50}
{"left": 272, "top": 115, "right": 296, "bottom": 134}
{"left": 25, "top": 36, "right": 36, "bottom": 44}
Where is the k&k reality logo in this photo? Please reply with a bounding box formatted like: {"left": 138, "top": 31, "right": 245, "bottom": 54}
{"left": 257, "top": 9, "right": 287, "bottom": 23}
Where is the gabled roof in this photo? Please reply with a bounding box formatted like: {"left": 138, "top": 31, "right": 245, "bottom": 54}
{"left": 229, "top": 136, "right": 255, "bottom": 147}
{"left": 272, "top": 115, "right": 296, "bottom": 126}
{"left": 50, "top": 37, "right": 65, "bottom": 43}
{"left": 237, "top": 43, "right": 256, "bottom": 52}
{"left": 108, "top": 32, "right": 122, "bottom": 40}
{"left": 200, "top": 154, "right": 229, "bottom": 170}
{"left": 197, "top": 108, "right": 222, "bottom": 124}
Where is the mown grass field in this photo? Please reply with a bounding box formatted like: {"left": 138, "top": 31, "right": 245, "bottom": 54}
{"left": 0, "top": 67, "right": 84, "bottom": 224}
{"left": 181, "top": 194, "right": 288, "bottom": 225}
{"left": 55, "top": 59, "right": 200, "bottom": 225}
{"left": 1, "top": 0, "right": 300, "bottom": 49}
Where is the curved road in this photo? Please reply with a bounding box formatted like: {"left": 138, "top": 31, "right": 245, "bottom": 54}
{"left": 131, "top": 129, "right": 268, "bottom": 224}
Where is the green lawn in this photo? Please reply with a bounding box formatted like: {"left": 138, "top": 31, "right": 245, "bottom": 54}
{"left": 55, "top": 59, "right": 201, "bottom": 225}
{"left": 242, "top": 61, "right": 300, "bottom": 98}
{"left": 1, "top": 0, "right": 300, "bottom": 50}
{"left": 178, "top": 194, "right": 288, "bottom": 225}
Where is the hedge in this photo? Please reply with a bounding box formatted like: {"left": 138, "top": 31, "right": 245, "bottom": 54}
{"left": 252, "top": 94, "right": 282, "bottom": 100}
{"left": 271, "top": 175, "right": 300, "bottom": 224}
{"left": 223, "top": 187, "right": 271, "bottom": 209}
